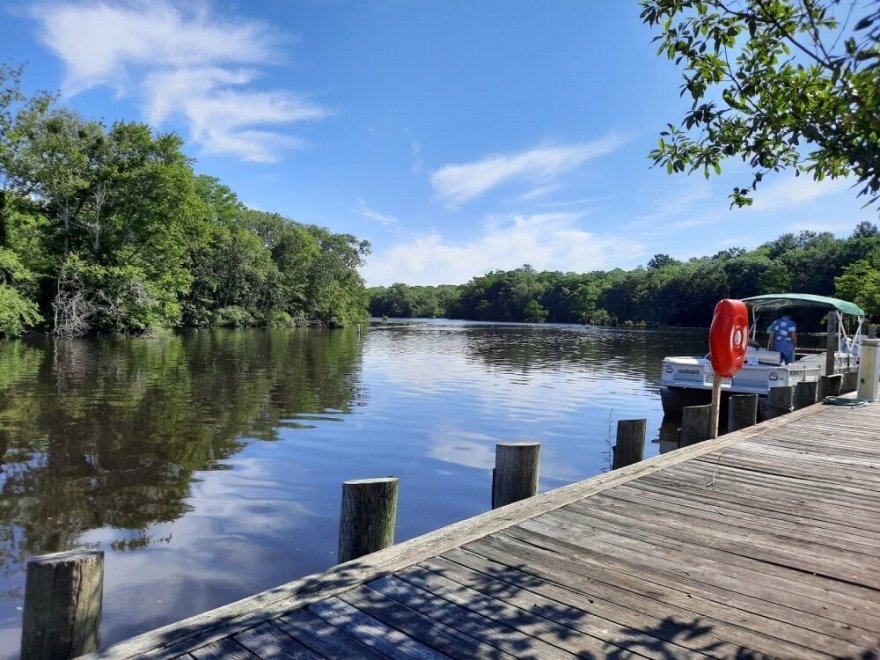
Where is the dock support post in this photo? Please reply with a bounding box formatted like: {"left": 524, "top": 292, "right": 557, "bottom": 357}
{"left": 766, "top": 385, "right": 794, "bottom": 419}
{"left": 842, "top": 368, "right": 859, "bottom": 393}
{"left": 338, "top": 477, "right": 399, "bottom": 563}
{"left": 493, "top": 443, "right": 540, "bottom": 509}
{"left": 818, "top": 374, "right": 842, "bottom": 400}
{"left": 680, "top": 404, "right": 711, "bottom": 446}
{"left": 825, "top": 312, "right": 838, "bottom": 376}
{"left": 727, "top": 394, "right": 757, "bottom": 433}
{"left": 857, "top": 338, "right": 880, "bottom": 402}
{"left": 21, "top": 550, "right": 104, "bottom": 660}
{"left": 793, "top": 381, "right": 818, "bottom": 409}
{"left": 612, "top": 419, "right": 646, "bottom": 469}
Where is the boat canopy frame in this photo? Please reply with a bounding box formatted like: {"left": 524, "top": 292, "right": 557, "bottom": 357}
{"left": 741, "top": 293, "right": 864, "bottom": 317}
{"left": 742, "top": 293, "right": 865, "bottom": 356}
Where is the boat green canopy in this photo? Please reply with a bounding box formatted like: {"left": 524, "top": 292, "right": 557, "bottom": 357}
{"left": 741, "top": 293, "right": 864, "bottom": 316}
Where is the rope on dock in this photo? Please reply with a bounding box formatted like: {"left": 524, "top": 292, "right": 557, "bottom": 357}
{"left": 822, "top": 396, "right": 869, "bottom": 407}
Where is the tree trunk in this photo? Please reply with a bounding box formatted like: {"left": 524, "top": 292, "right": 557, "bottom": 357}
{"left": 62, "top": 203, "right": 70, "bottom": 259}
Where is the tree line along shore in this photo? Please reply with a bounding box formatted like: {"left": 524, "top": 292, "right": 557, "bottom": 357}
{"left": 368, "top": 223, "right": 880, "bottom": 327}
{"left": 0, "top": 65, "right": 370, "bottom": 338}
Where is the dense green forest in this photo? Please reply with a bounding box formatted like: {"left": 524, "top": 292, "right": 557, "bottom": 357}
{"left": 0, "top": 65, "right": 369, "bottom": 337}
{"left": 369, "top": 223, "right": 880, "bottom": 327}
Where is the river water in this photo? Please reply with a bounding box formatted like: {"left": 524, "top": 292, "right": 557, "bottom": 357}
{"left": 0, "top": 320, "right": 707, "bottom": 654}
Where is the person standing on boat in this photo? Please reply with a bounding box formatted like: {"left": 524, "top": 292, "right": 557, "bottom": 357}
{"left": 768, "top": 314, "right": 797, "bottom": 364}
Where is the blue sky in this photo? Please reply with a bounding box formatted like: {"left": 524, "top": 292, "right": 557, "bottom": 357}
{"left": 0, "top": 1, "right": 873, "bottom": 286}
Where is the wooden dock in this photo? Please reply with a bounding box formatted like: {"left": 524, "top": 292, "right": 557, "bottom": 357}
{"left": 99, "top": 401, "right": 880, "bottom": 659}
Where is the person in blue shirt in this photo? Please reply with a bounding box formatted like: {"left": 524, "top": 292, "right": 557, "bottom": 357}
{"left": 768, "top": 314, "right": 797, "bottom": 364}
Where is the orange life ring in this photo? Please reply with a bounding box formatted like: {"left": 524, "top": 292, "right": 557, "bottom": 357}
{"left": 709, "top": 299, "right": 749, "bottom": 378}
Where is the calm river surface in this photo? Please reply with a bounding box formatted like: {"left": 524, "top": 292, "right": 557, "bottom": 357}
{"left": 0, "top": 320, "right": 707, "bottom": 654}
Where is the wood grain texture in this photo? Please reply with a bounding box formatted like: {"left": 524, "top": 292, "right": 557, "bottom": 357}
{"left": 613, "top": 419, "right": 646, "bottom": 469}
{"left": 766, "top": 385, "right": 794, "bottom": 418}
{"left": 338, "top": 477, "right": 399, "bottom": 564}
{"left": 726, "top": 393, "right": 757, "bottom": 432}
{"left": 232, "top": 622, "right": 318, "bottom": 659}
{"left": 794, "top": 380, "right": 818, "bottom": 409}
{"left": 493, "top": 443, "right": 540, "bottom": 508}
{"left": 273, "top": 610, "right": 385, "bottom": 660}
{"left": 21, "top": 549, "right": 104, "bottom": 660}
{"left": 308, "top": 598, "right": 443, "bottom": 659}
{"left": 189, "top": 637, "right": 257, "bottom": 660}
{"left": 339, "top": 580, "right": 518, "bottom": 659}
{"left": 680, "top": 404, "right": 711, "bottom": 446}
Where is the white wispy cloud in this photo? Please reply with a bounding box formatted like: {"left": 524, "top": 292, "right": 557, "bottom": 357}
{"left": 430, "top": 136, "right": 626, "bottom": 207}
{"left": 748, "top": 175, "right": 852, "bottom": 211}
{"left": 410, "top": 141, "right": 424, "bottom": 174}
{"left": 634, "top": 178, "right": 715, "bottom": 224}
{"left": 362, "top": 212, "right": 643, "bottom": 286}
{"left": 517, "top": 184, "right": 561, "bottom": 203}
{"left": 34, "top": 1, "right": 331, "bottom": 162}
{"left": 351, "top": 198, "right": 399, "bottom": 226}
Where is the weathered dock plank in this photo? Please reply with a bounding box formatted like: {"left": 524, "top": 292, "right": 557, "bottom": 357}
{"left": 232, "top": 622, "right": 318, "bottom": 659}
{"left": 96, "top": 401, "right": 880, "bottom": 659}
{"left": 365, "top": 574, "right": 574, "bottom": 658}
{"left": 486, "top": 526, "right": 832, "bottom": 659}
{"left": 272, "top": 610, "right": 385, "bottom": 660}
{"left": 338, "top": 580, "right": 519, "bottom": 659}
{"left": 634, "top": 472, "right": 880, "bottom": 537}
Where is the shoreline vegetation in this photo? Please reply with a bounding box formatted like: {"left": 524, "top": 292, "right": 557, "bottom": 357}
{"left": 368, "top": 224, "right": 880, "bottom": 328}
{"left": 0, "top": 64, "right": 370, "bottom": 339}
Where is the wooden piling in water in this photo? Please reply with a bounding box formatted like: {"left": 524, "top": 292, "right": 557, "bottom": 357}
{"left": 338, "top": 477, "right": 399, "bottom": 564}
{"left": 794, "top": 381, "right": 818, "bottom": 409}
{"left": 727, "top": 394, "right": 757, "bottom": 433}
{"left": 21, "top": 549, "right": 104, "bottom": 660}
{"left": 493, "top": 443, "right": 540, "bottom": 508}
{"left": 766, "top": 385, "right": 795, "bottom": 419}
{"left": 612, "top": 419, "right": 646, "bottom": 470}
{"left": 680, "top": 404, "right": 711, "bottom": 447}
{"left": 818, "top": 374, "right": 843, "bottom": 400}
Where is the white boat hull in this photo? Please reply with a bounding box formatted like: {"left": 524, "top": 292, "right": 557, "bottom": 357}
{"left": 659, "top": 349, "right": 858, "bottom": 416}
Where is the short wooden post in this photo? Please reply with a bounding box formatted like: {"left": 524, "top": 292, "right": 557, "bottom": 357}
{"left": 612, "top": 419, "right": 646, "bottom": 469}
{"left": 793, "top": 381, "right": 818, "bottom": 409}
{"left": 680, "top": 404, "right": 711, "bottom": 447}
{"left": 857, "top": 338, "right": 880, "bottom": 402}
{"left": 493, "top": 443, "right": 540, "bottom": 509}
{"left": 869, "top": 324, "right": 877, "bottom": 339}
{"left": 727, "top": 394, "right": 758, "bottom": 433}
{"left": 766, "top": 385, "right": 794, "bottom": 419}
{"left": 818, "top": 374, "right": 843, "bottom": 400}
{"left": 21, "top": 550, "right": 104, "bottom": 660}
{"left": 338, "top": 477, "right": 399, "bottom": 564}
{"left": 842, "top": 368, "right": 859, "bottom": 393}
{"left": 825, "top": 312, "right": 838, "bottom": 376}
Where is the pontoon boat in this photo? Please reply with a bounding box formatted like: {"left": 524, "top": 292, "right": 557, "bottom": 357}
{"left": 660, "top": 294, "right": 864, "bottom": 415}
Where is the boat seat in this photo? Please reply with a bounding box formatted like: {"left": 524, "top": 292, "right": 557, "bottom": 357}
{"left": 745, "top": 346, "right": 782, "bottom": 366}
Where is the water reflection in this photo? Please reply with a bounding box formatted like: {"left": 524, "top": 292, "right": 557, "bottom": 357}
{"left": 657, "top": 414, "right": 682, "bottom": 454}
{"left": 0, "top": 330, "right": 363, "bottom": 579}
{"left": 0, "top": 321, "right": 706, "bottom": 653}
